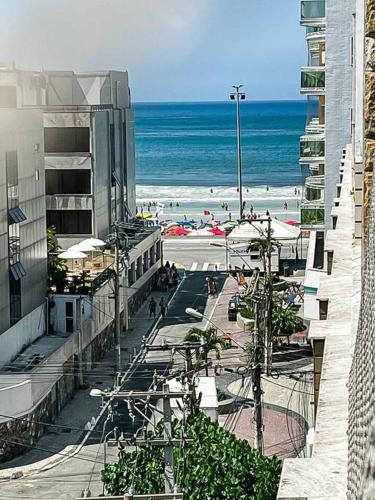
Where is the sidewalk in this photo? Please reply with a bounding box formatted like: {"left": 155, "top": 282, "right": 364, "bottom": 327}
{"left": 0, "top": 288, "right": 170, "bottom": 480}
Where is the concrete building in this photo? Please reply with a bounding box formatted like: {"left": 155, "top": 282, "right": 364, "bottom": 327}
{"left": 0, "top": 65, "right": 162, "bottom": 462}
{"left": 299, "top": 0, "right": 354, "bottom": 229}
{"left": 0, "top": 108, "right": 47, "bottom": 364}
{"left": 0, "top": 65, "right": 136, "bottom": 247}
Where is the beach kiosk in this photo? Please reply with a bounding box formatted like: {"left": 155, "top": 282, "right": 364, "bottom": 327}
{"left": 226, "top": 217, "right": 300, "bottom": 274}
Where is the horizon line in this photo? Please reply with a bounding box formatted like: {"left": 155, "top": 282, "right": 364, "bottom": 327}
{"left": 133, "top": 98, "right": 305, "bottom": 105}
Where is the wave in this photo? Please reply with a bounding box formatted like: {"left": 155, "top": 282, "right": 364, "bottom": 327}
{"left": 136, "top": 184, "right": 301, "bottom": 203}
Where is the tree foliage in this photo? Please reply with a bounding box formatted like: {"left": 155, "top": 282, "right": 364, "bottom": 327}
{"left": 102, "top": 412, "right": 281, "bottom": 499}
{"left": 47, "top": 226, "right": 67, "bottom": 289}
{"left": 272, "top": 305, "right": 304, "bottom": 337}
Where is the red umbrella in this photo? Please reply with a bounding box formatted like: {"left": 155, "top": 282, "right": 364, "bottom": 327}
{"left": 166, "top": 226, "right": 191, "bottom": 236}
{"left": 209, "top": 227, "right": 225, "bottom": 236}
{"left": 286, "top": 219, "right": 298, "bottom": 225}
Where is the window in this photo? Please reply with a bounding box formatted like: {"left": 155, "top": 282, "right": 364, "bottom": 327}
{"left": 65, "top": 301, "right": 74, "bottom": 334}
{"left": 45, "top": 169, "right": 91, "bottom": 195}
{"left": 44, "top": 127, "right": 90, "bottom": 153}
{"left": 47, "top": 210, "right": 92, "bottom": 234}
{"left": 9, "top": 277, "right": 21, "bottom": 325}
{"left": 0, "top": 86, "right": 17, "bottom": 107}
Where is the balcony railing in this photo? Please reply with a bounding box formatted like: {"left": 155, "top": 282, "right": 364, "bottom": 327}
{"left": 46, "top": 194, "right": 93, "bottom": 210}
{"left": 301, "top": 0, "right": 325, "bottom": 27}
{"left": 305, "top": 174, "right": 325, "bottom": 190}
{"left": 300, "top": 136, "right": 325, "bottom": 162}
{"left": 301, "top": 67, "right": 325, "bottom": 94}
{"left": 305, "top": 117, "right": 325, "bottom": 134}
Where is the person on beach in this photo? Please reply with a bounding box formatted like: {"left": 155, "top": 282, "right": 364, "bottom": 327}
{"left": 184, "top": 214, "right": 187, "bottom": 221}
{"left": 266, "top": 185, "right": 269, "bottom": 191}
{"left": 294, "top": 187, "right": 297, "bottom": 195}
{"left": 159, "top": 297, "right": 167, "bottom": 319}
{"left": 176, "top": 202, "right": 180, "bottom": 207}
{"left": 266, "top": 210, "right": 270, "bottom": 216}
{"left": 210, "top": 188, "right": 213, "bottom": 193}
{"left": 250, "top": 205, "right": 253, "bottom": 213}
{"left": 284, "top": 202, "right": 288, "bottom": 210}
{"left": 149, "top": 297, "right": 156, "bottom": 318}
{"left": 170, "top": 202, "right": 173, "bottom": 207}
{"left": 229, "top": 212, "right": 232, "bottom": 221}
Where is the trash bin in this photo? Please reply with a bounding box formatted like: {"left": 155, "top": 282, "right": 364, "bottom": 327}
{"left": 227, "top": 300, "right": 238, "bottom": 321}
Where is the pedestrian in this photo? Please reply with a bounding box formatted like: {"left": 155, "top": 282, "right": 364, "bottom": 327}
{"left": 229, "top": 212, "right": 232, "bottom": 221}
{"left": 294, "top": 187, "right": 297, "bottom": 195}
{"left": 184, "top": 214, "right": 187, "bottom": 221}
{"left": 159, "top": 297, "right": 167, "bottom": 318}
{"left": 266, "top": 185, "right": 269, "bottom": 191}
{"left": 266, "top": 210, "right": 270, "bottom": 216}
{"left": 210, "top": 188, "right": 213, "bottom": 193}
{"left": 284, "top": 202, "right": 288, "bottom": 210}
{"left": 250, "top": 205, "right": 253, "bottom": 213}
{"left": 297, "top": 200, "right": 300, "bottom": 208}
{"left": 149, "top": 297, "right": 156, "bottom": 318}
{"left": 170, "top": 202, "right": 173, "bottom": 207}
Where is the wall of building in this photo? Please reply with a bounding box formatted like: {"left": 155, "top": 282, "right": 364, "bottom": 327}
{"left": 0, "top": 109, "right": 47, "bottom": 334}
{"left": 347, "top": 1, "right": 375, "bottom": 495}
{"left": 324, "top": 0, "right": 354, "bottom": 228}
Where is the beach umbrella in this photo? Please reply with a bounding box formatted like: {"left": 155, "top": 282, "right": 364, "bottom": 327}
{"left": 209, "top": 227, "right": 225, "bottom": 236}
{"left": 70, "top": 242, "right": 97, "bottom": 252}
{"left": 137, "top": 213, "right": 152, "bottom": 219}
{"left": 82, "top": 237, "right": 106, "bottom": 247}
{"left": 166, "top": 227, "right": 190, "bottom": 236}
{"left": 58, "top": 249, "right": 87, "bottom": 259}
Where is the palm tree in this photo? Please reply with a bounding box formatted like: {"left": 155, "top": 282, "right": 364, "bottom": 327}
{"left": 247, "top": 237, "right": 281, "bottom": 274}
{"left": 184, "top": 327, "right": 227, "bottom": 375}
{"left": 272, "top": 305, "right": 304, "bottom": 344}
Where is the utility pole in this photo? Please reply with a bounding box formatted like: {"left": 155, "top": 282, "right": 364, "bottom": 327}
{"left": 163, "top": 384, "right": 174, "bottom": 493}
{"left": 230, "top": 85, "right": 246, "bottom": 220}
{"left": 264, "top": 216, "right": 273, "bottom": 376}
{"left": 114, "top": 227, "right": 122, "bottom": 374}
{"left": 252, "top": 297, "right": 263, "bottom": 452}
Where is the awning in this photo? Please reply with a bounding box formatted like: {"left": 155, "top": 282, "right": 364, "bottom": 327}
{"left": 8, "top": 207, "right": 27, "bottom": 224}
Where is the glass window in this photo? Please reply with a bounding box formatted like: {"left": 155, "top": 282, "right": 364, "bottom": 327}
{"left": 45, "top": 169, "right": 91, "bottom": 195}
{"left": 47, "top": 210, "right": 92, "bottom": 234}
{"left": 44, "top": 127, "right": 90, "bottom": 153}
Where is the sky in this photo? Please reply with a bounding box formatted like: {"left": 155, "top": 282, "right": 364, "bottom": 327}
{"left": 0, "top": 0, "right": 305, "bottom": 102}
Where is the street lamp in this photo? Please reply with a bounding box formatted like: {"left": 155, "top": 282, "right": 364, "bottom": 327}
{"left": 230, "top": 85, "right": 246, "bottom": 220}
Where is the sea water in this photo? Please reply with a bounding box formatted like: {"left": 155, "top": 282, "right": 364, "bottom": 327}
{"left": 134, "top": 101, "right": 305, "bottom": 222}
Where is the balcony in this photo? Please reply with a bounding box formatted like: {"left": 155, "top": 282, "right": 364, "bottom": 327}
{"left": 305, "top": 174, "right": 324, "bottom": 190}
{"left": 305, "top": 117, "right": 325, "bottom": 134}
{"left": 300, "top": 135, "right": 325, "bottom": 163}
{"left": 301, "top": 205, "right": 325, "bottom": 227}
{"left": 46, "top": 194, "right": 93, "bottom": 210}
{"left": 300, "top": 0, "right": 325, "bottom": 27}
{"left": 301, "top": 67, "right": 325, "bottom": 94}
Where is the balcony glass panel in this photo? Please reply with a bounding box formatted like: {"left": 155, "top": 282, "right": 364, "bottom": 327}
{"left": 301, "top": 1, "right": 325, "bottom": 20}
{"left": 301, "top": 208, "right": 324, "bottom": 226}
{"left": 301, "top": 70, "right": 325, "bottom": 89}
{"left": 300, "top": 139, "right": 325, "bottom": 158}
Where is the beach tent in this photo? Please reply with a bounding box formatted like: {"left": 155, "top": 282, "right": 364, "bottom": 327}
{"left": 227, "top": 217, "right": 300, "bottom": 242}
{"left": 286, "top": 219, "right": 298, "bottom": 226}
{"left": 187, "top": 227, "right": 213, "bottom": 237}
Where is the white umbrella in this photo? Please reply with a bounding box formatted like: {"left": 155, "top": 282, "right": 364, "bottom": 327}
{"left": 70, "top": 242, "right": 97, "bottom": 252}
{"left": 82, "top": 237, "right": 106, "bottom": 247}
{"left": 58, "top": 249, "right": 88, "bottom": 259}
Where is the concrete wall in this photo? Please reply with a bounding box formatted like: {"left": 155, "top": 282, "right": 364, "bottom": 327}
{"left": 324, "top": 0, "right": 354, "bottom": 228}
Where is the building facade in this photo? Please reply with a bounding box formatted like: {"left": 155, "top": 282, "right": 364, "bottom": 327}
{"left": 299, "top": 0, "right": 354, "bottom": 229}
{"left": 0, "top": 108, "right": 47, "bottom": 363}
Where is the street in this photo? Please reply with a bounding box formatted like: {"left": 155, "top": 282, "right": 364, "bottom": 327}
{"left": 0, "top": 270, "right": 226, "bottom": 499}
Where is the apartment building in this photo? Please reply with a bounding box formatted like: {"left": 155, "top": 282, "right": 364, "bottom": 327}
{"left": 0, "top": 66, "right": 136, "bottom": 247}
{"left": 0, "top": 107, "right": 47, "bottom": 363}
{"left": 0, "top": 65, "right": 162, "bottom": 462}
{"left": 299, "top": 0, "right": 353, "bottom": 229}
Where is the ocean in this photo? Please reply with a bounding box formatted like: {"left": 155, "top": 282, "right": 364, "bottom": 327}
{"left": 134, "top": 100, "right": 306, "bottom": 222}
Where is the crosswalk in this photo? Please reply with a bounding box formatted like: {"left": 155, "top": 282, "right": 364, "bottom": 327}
{"left": 189, "top": 262, "right": 224, "bottom": 272}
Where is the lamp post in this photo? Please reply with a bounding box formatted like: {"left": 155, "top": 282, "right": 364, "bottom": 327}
{"left": 230, "top": 85, "right": 246, "bottom": 220}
